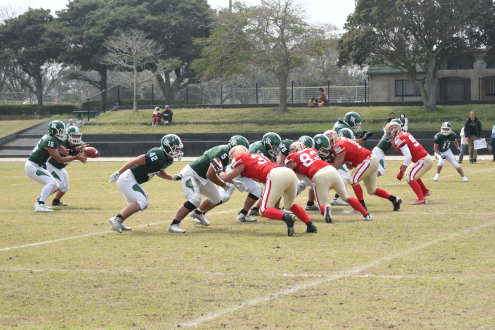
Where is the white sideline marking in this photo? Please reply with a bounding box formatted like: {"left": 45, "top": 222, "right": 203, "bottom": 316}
{"left": 0, "top": 268, "right": 134, "bottom": 274}
{"left": 0, "top": 208, "right": 240, "bottom": 252}
{"left": 0, "top": 209, "right": 176, "bottom": 213}
{"left": 175, "top": 220, "right": 495, "bottom": 329}
{"left": 380, "top": 167, "right": 495, "bottom": 186}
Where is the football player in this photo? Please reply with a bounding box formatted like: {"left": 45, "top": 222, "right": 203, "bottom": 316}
{"left": 286, "top": 138, "right": 371, "bottom": 222}
{"left": 221, "top": 145, "right": 317, "bottom": 236}
{"left": 385, "top": 122, "right": 433, "bottom": 205}
{"left": 25, "top": 120, "right": 87, "bottom": 212}
{"left": 45, "top": 126, "right": 85, "bottom": 207}
{"left": 433, "top": 122, "right": 467, "bottom": 182}
{"left": 192, "top": 135, "right": 261, "bottom": 223}
{"left": 108, "top": 134, "right": 183, "bottom": 233}
{"left": 328, "top": 130, "right": 402, "bottom": 212}
{"left": 372, "top": 118, "right": 403, "bottom": 177}
{"left": 169, "top": 138, "right": 248, "bottom": 233}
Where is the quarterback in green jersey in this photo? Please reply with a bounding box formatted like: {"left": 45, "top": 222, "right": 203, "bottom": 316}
{"left": 25, "top": 120, "right": 87, "bottom": 212}
{"left": 45, "top": 126, "right": 85, "bottom": 207}
{"left": 169, "top": 137, "right": 249, "bottom": 233}
{"left": 433, "top": 122, "right": 467, "bottom": 182}
{"left": 372, "top": 118, "right": 403, "bottom": 177}
{"left": 108, "top": 134, "right": 183, "bottom": 233}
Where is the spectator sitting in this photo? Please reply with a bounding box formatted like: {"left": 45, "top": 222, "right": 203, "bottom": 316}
{"left": 318, "top": 88, "right": 328, "bottom": 103}
{"left": 152, "top": 107, "right": 161, "bottom": 126}
{"left": 66, "top": 119, "right": 75, "bottom": 129}
{"left": 308, "top": 98, "right": 317, "bottom": 108}
{"left": 162, "top": 105, "right": 173, "bottom": 125}
{"left": 77, "top": 117, "right": 83, "bottom": 126}
{"left": 400, "top": 113, "right": 408, "bottom": 132}
{"left": 387, "top": 112, "right": 395, "bottom": 123}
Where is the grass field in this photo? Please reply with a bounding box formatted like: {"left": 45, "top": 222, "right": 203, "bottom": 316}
{"left": 0, "top": 119, "right": 45, "bottom": 138}
{"left": 2, "top": 159, "right": 495, "bottom": 329}
{"left": 79, "top": 104, "right": 495, "bottom": 134}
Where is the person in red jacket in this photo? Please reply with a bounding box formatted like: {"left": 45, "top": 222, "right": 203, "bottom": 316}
{"left": 220, "top": 145, "right": 317, "bottom": 236}
{"left": 285, "top": 141, "right": 371, "bottom": 222}
{"left": 328, "top": 131, "right": 402, "bottom": 212}
{"left": 385, "top": 122, "right": 433, "bottom": 205}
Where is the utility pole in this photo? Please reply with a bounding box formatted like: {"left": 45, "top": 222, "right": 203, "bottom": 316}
{"left": 229, "top": 0, "right": 232, "bottom": 13}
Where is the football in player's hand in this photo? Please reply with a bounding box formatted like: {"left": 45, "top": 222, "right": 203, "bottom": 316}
{"left": 83, "top": 147, "right": 100, "bottom": 158}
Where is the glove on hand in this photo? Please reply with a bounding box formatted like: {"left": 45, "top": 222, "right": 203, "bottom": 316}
{"left": 441, "top": 155, "right": 447, "bottom": 159}
{"left": 109, "top": 171, "right": 121, "bottom": 183}
{"left": 224, "top": 182, "right": 234, "bottom": 190}
{"left": 233, "top": 180, "right": 248, "bottom": 192}
{"left": 359, "top": 131, "right": 373, "bottom": 141}
{"left": 172, "top": 174, "right": 182, "bottom": 181}
{"left": 397, "top": 171, "right": 404, "bottom": 181}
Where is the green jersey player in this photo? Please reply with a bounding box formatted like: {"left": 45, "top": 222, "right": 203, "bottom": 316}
{"left": 108, "top": 134, "right": 183, "bottom": 233}
{"left": 372, "top": 118, "right": 403, "bottom": 177}
{"left": 169, "top": 136, "right": 249, "bottom": 233}
{"left": 25, "top": 120, "right": 87, "bottom": 212}
{"left": 433, "top": 122, "right": 467, "bottom": 182}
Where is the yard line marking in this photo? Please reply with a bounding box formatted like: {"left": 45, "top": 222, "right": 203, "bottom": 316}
{"left": 0, "top": 209, "right": 177, "bottom": 213}
{"left": 0, "top": 268, "right": 134, "bottom": 274}
{"left": 175, "top": 219, "right": 495, "bottom": 329}
{"left": 0, "top": 208, "right": 240, "bottom": 252}
{"left": 380, "top": 167, "right": 495, "bottom": 186}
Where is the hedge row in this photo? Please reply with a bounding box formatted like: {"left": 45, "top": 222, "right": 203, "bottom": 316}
{"left": 118, "top": 99, "right": 201, "bottom": 106}
{"left": 0, "top": 104, "right": 78, "bottom": 115}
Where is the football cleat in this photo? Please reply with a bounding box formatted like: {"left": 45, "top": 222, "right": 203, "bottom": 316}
{"left": 305, "top": 204, "right": 320, "bottom": 211}
{"left": 168, "top": 224, "right": 186, "bottom": 233}
{"left": 305, "top": 223, "right": 318, "bottom": 233}
{"left": 35, "top": 202, "right": 53, "bottom": 212}
{"left": 237, "top": 213, "right": 257, "bottom": 222}
{"left": 462, "top": 176, "right": 468, "bottom": 182}
{"left": 410, "top": 199, "right": 428, "bottom": 205}
{"left": 393, "top": 198, "right": 402, "bottom": 211}
{"left": 434, "top": 173, "right": 440, "bottom": 181}
{"left": 191, "top": 211, "right": 211, "bottom": 226}
{"left": 423, "top": 190, "right": 432, "bottom": 198}
{"left": 324, "top": 205, "right": 332, "bottom": 223}
{"left": 109, "top": 216, "right": 123, "bottom": 233}
{"left": 249, "top": 208, "right": 260, "bottom": 216}
{"left": 282, "top": 213, "right": 295, "bottom": 237}
{"left": 120, "top": 222, "right": 132, "bottom": 231}
{"left": 331, "top": 197, "right": 349, "bottom": 206}
{"left": 280, "top": 207, "right": 293, "bottom": 214}
{"left": 52, "top": 200, "right": 68, "bottom": 206}
{"left": 363, "top": 213, "right": 373, "bottom": 221}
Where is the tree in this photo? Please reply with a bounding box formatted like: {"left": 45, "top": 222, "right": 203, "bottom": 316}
{"left": 193, "top": 0, "right": 326, "bottom": 112}
{"left": 0, "top": 8, "right": 63, "bottom": 110}
{"left": 338, "top": 0, "right": 492, "bottom": 110}
{"left": 98, "top": 29, "right": 163, "bottom": 111}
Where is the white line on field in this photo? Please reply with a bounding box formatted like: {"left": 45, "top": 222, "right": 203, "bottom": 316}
{"left": 0, "top": 209, "right": 177, "bottom": 213}
{"left": 0, "top": 208, "right": 240, "bottom": 252}
{"left": 175, "top": 219, "right": 495, "bottom": 329}
{"left": 380, "top": 167, "right": 495, "bottom": 186}
{"left": 0, "top": 268, "right": 134, "bottom": 273}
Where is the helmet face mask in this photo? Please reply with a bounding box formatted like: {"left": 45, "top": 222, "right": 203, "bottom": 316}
{"left": 314, "top": 134, "right": 331, "bottom": 158}
{"left": 67, "top": 127, "right": 82, "bottom": 144}
{"left": 344, "top": 112, "right": 362, "bottom": 133}
{"left": 161, "top": 134, "right": 183, "bottom": 160}
{"left": 441, "top": 122, "right": 452, "bottom": 136}
{"left": 262, "top": 132, "right": 282, "bottom": 158}
{"left": 229, "top": 135, "right": 249, "bottom": 149}
{"left": 49, "top": 120, "right": 67, "bottom": 141}
{"left": 384, "top": 122, "right": 402, "bottom": 142}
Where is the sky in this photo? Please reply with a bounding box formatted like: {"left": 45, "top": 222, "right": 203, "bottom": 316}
{"left": 15, "top": 0, "right": 355, "bottom": 30}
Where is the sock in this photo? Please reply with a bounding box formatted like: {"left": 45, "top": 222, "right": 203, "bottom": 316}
{"left": 388, "top": 195, "right": 397, "bottom": 203}
{"left": 334, "top": 194, "right": 339, "bottom": 199}
{"left": 359, "top": 199, "right": 367, "bottom": 211}
{"left": 408, "top": 180, "right": 424, "bottom": 199}
{"left": 352, "top": 185, "right": 364, "bottom": 200}
{"left": 319, "top": 204, "right": 325, "bottom": 215}
{"left": 374, "top": 188, "right": 391, "bottom": 200}
{"left": 194, "top": 209, "right": 204, "bottom": 215}
{"left": 171, "top": 219, "right": 181, "bottom": 225}
{"left": 239, "top": 209, "right": 248, "bottom": 215}
{"left": 116, "top": 214, "right": 123, "bottom": 220}
{"left": 306, "top": 201, "right": 314, "bottom": 206}
{"left": 417, "top": 179, "right": 428, "bottom": 194}
{"left": 53, "top": 198, "right": 60, "bottom": 203}
{"left": 262, "top": 207, "right": 285, "bottom": 220}
{"left": 348, "top": 197, "right": 367, "bottom": 216}
{"left": 290, "top": 204, "right": 311, "bottom": 224}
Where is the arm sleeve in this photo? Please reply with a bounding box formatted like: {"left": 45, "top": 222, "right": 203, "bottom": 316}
{"left": 400, "top": 145, "right": 412, "bottom": 166}
{"left": 145, "top": 154, "right": 152, "bottom": 166}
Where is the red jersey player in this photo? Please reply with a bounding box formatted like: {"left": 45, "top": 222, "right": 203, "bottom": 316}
{"left": 328, "top": 131, "right": 402, "bottom": 212}
{"left": 285, "top": 142, "right": 371, "bottom": 222}
{"left": 385, "top": 122, "right": 433, "bottom": 205}
{"left": 220, "top": 145, "right": 317, "bottom": 236}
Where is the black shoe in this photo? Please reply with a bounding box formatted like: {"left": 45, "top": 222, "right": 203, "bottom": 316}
{"left": 305, "top": 223, "right": 317, "bottom": 233}
{"left": 474, "top": 159, "right": 477, "bottom": 164}
{"left": 282, "top": 213, "right": 295, "bottom": 236}
{"left": 470, "top": 160, "right": 473, "bottom": 164}
{"left": 393, "top": 198, "right": 402, "bottom": 211}
{"left": 52, "top": 200, "right": 68, "bottom": 206}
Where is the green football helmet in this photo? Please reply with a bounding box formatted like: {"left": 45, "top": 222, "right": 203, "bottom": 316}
{"left": 313, "top": 134, "right": 331, "bottom": 158}
{"left": 67, "top": 126, "right": 82, "bottom": 145}
{"left": 48, "top": 120, "right": 67, "bottom": 141}
{"left": 343, "top": 112, "right": 362, "bottom": 133}
{"left": 161, "top": 134, "right": 184, "bottom": 160}
{"left": 338, "top": 128, "right": 355, "bottom": 140}
{"left": 262, "top": 132, "right": 283, "bottom": 158}
{"left": 298, "top": 135, "right": 315, "bottom": 149}
{"left": 441, "top": 122, "right": 452, "bottom": 136}
{"left": 228, "top": 135, "right": 249, "bottom": 149}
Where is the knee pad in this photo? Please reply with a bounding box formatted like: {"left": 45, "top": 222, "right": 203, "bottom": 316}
{"left": 186, "top": 194, "right": 201, "bottom": 208}
{"left": 138, "top": 200, "right": 149, "bottom": 211}
{"left": 437, "top": 158, "right": 445, "bottom": 167}
{"left": 221, "top": 195, "right": 231, "bottom": 204}
{"left": 208, "top": 195, "right": 221, "bottom": 205}
{"left": 248, "top": 184, "right": 263, "bottom": 199}
{"left": 247, "top": 193, "right": 259, "bottom": 201}
{"left": 184, "top": 201, "right": 197, "bottom": 211}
